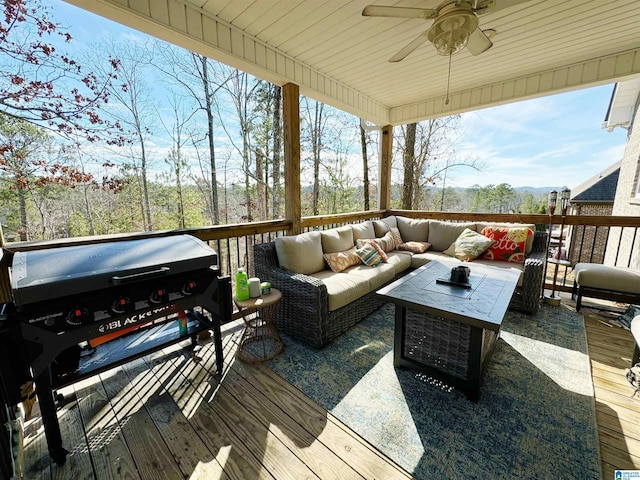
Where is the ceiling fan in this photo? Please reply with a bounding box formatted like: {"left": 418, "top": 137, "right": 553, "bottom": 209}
{"left": 362, "top": 0, "right": 521, "bottom": 62}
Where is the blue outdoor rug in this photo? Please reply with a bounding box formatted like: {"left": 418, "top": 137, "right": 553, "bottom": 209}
{"left": 266, "top": 302, "right": 601, "bottom": 480}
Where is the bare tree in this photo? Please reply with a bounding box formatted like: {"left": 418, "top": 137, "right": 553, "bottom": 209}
{"left": 161, "top": 98, "right": 197, "bottom": 228}
{"left": 153, "top": 44, "right": 236, "bottom": 225}
{"left": 94, "top": 38, "right": 157, "bottom": 230}
{"left": 360, "top": 125, "right": 371, "bottom": 211}
{"left": 401, "top": 123, "right": 417, "bottom": 209}
{"left": 301, "top": 97, "right": 326, "bottom": 215}
{"left": 396, "top": 116, "right": 482, "bottom": 210}
{"left": 272, "top": 85, "right": 282, "bottom": 219}
{"left": 218, "top": 70, "right": 261, "bottom": 222}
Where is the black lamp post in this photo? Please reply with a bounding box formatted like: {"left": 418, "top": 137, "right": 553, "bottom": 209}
{"left": 541, "top": 190, "right": 557, "bottom": 299}
{"left": 545, "top": 187, "right": 571, "bottom": 305}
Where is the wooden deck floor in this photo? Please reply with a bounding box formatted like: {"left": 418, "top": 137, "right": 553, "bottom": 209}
{"left": 582, "top": 307, "right": 640, "bottom": 479}
{"left": 17, "top": 304, "right": 640, "bottom": 480}
{"left": 20, "top": 323, "right": 412, "bottom": 480}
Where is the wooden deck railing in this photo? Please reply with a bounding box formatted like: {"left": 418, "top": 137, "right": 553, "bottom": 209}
{"left": 2, "top": 210, "right": 640, "bottom": 310}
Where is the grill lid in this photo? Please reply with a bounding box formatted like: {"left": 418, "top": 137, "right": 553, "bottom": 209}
{"left": 11, "top": 235, "right": 217, "bottom": 305}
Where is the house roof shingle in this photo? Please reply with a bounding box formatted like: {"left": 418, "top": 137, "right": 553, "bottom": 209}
{"left": 571, "top": 161, "right": 621, "bottom": 203}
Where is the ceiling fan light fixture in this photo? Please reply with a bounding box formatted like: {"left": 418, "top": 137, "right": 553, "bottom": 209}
{"left": 427, "top": 8, "right": 479, "bottom": 56}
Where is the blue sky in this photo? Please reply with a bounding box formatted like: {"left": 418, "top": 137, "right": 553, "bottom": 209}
{"left": 48, "top": 0, "right": 628, "bottom": 191}
{"left": 454, "top": 85, "right": 627, "bottom": 189}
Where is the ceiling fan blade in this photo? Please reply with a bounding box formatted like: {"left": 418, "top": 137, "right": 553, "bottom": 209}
{"left": 389, "top": 32, "right": 430, "bottom": 62}
{"left": 466, "top": 28, "right": 493, "bottom": 55}
{"left": 362, "top": 5, "right": 437, "bottom": 19}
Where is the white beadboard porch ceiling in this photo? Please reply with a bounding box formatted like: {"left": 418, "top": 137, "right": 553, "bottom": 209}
{"left": 67, "top": 0, "right": 640, "bottom": 126}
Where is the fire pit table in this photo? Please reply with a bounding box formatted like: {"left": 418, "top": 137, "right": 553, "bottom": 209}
{"left": 377, "top": 259, "right": 520, "bottom": 401}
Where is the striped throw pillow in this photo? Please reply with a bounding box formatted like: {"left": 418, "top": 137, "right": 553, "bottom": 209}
{"left": 355, "top": 243, "right": 382, "bottom": 266}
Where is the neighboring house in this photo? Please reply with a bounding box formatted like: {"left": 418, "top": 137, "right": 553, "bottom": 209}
{"left": 567, "top": 161, "right": 620, "bottom": 264}
{"left": 602, "top": 78, "right": 640, "bottom": 268}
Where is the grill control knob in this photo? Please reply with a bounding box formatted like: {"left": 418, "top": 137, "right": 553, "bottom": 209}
{"left": 182, "top": 280, "right": 196, "bottom": 295}
{"left": 112, "top": 296, "right": 134, "bottom": 314}
{"left": 149, "top": 288, "right": 168, "bottom": 304}
{"left": 67, "top": 307, "right": 89, "bottom": 326}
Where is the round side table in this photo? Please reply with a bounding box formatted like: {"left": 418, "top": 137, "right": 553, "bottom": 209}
{"left": 234, "top": 288, "right": 284, "bottom": 363}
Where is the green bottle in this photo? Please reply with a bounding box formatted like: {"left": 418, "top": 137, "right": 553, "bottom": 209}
{"left": 235, "top": 267, "right": 250, "bottom": 301}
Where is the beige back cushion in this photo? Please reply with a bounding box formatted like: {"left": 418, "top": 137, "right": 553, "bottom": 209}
{"left": 396, "top": 216, "right": 430, "bottom": 242}
{"left": 351, "top": 221, "right": 376, "bottom": 241}
{"left": 373, "top": 215, "right": 397, "bottom": 237}
{"left": 320, "top": 226, "right": 354, "bottom": 254}
{"left": 275, "top": 231, "right": 325, "bottom": 274}
{"left": 476, "top": 222, "right": 536, "bottom": 254}
{"left": 428, "top": 221, "right": 477, "bottom": 252}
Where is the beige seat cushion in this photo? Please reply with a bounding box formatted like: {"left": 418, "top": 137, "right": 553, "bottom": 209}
{"left": 471, "top": 259, "right": 525, "bottom": 287}
{"left": 275, "top": 231, "right": 325, "bottom": 274}
{"left": 396, "top": 216, "right": 429, "bottom": 242}
{"left": 428, "top": 221, "right": 477, "bottom": 252}
{"left": 574, "top": 263, "right": 640, "bottom": 294}
{"left": 310, "top": 269, "right": 372, "bottom": 311}
{"left": 373, "top": 216, "right": 397, "bottom": 237}
{"left": 385, "top": 251, "right": 413, "bottom": 275}
{"left": 346, "top": 263, "right": 396, "bottom": 291}
{"left": 410, "top": 251, "right": 460, "bottom": 269}
{"left": 321, "top": 226, "right": 354, "bottom": 254}
{"left": 351, "top": 221, "right": 376, "bottom": 241}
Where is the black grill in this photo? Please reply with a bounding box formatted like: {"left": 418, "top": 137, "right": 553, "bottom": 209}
{"left": 1, "top": 234, "right": 232, "bottom": 467}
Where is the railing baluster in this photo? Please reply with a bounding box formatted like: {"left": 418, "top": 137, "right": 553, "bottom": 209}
{"left": 614, "top": 227, "right": 623, "bottom": 266}
{"left": 628, "top": 228, "right": 638, "bottom": 268}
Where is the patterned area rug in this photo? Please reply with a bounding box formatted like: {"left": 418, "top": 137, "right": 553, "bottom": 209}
{"left": 266, "top": 303, "right": 601, "bottom": 480}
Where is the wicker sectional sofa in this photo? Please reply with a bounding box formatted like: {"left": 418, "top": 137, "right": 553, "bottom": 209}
{"left": 254, "top": 215, "right": 547, "bottom": 348}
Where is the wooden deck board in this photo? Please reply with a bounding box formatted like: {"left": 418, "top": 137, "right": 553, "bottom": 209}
{"left": 17, "top": 302, "right": 640, "bottom": 480}
{"left": 99, "top": 364, "right": 185, "bottom": 479}
{"left": 73, "top": 374, "right": 139, "bottom": 479}
{"left": 584, "top": 307, "right": 640, "bottom": 479}
{"left": 120, "top": 356, "right": 229, "bottom": 479}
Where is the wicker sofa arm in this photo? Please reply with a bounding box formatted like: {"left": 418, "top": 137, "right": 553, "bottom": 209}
{"left": 512, "top": 231, "right": 547, "bottom": 314}
{"left": 530, "top": 230, "right": 548, "bottom": 255}
{"left": 253, "top": 242, "right": 329, "bottom": 346}
{"left": 524, "top": 231, "right": 547, "bottom": 288}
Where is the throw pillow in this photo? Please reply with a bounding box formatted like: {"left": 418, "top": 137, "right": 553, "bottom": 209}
{"left": 357, "top": 232, "right": 395, "bottom": 253}
{"left": 323, "top": 247, "right": 360, "bottom": 273}
{"left": 389, "top": 227, "right": 404, "bottom": 248}
{"left": 443, "top": 228, "right": 495, "bottom": 261}
{"left": 480, "top": 226, "right": 533, "bottom": 263}
{"left": 361, "top": 239, "right": 388, "bottom": 262}
{"left": 398, "top": 241, "right": 431, "bottom": 253}
{"left": 355, "top": 243, "right": 383, "bottom": 266}
{"left": 378, "top": 231, "right": 396, "bottom": 252}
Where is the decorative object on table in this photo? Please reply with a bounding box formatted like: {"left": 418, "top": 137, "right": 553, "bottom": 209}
{"left": 544, "top": 187, "right": 571, "bottom": 306}
{"left": 436, "top": 265, "right": 472, "bottom": 288}
{"left": 235, "top": 267, "right": 250, "bottom": 301}
{"left": 260, "top": 281, "right": 271, "bottom": 295}
{"left": 451, "top": 265, "right": 470, "bottom": 283}
{"left": 248, "top": 277, "right": 261, "bottom": 298}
